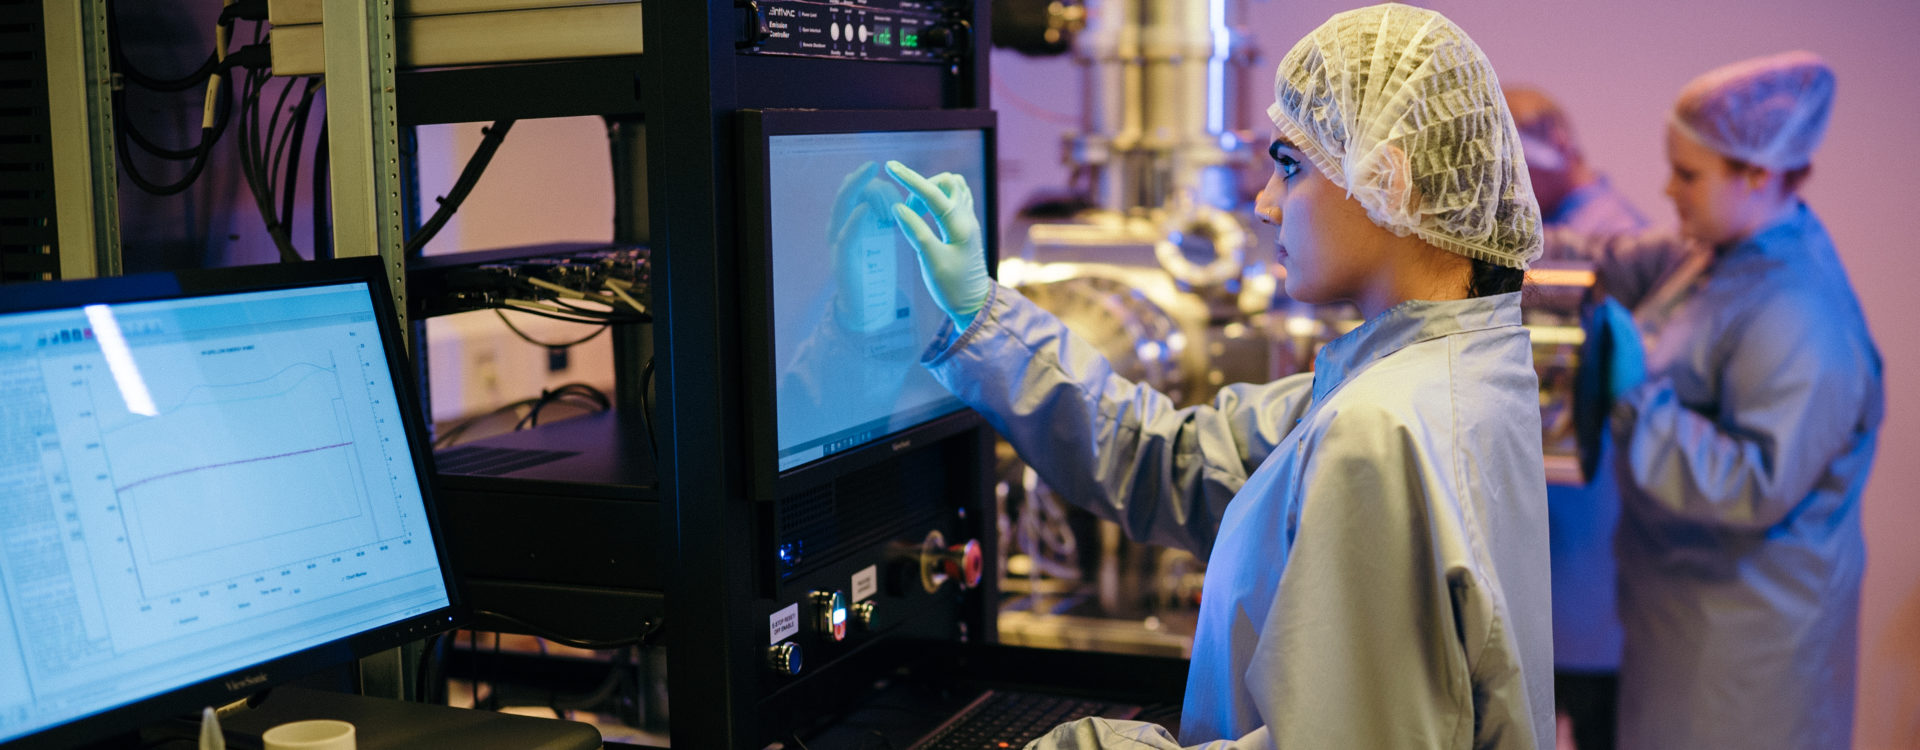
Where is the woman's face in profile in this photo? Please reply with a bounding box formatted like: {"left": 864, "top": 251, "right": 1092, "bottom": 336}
{"left": 1663, "top": 122, "right": 1773, "bottom": 247}
{"left": 1254, "top": 131, "right": 1390, "bottom": 306}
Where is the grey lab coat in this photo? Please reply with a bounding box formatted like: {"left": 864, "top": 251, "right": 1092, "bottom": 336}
{"left": 1555, "top": 202, "right": 1882, "bottom": 749}
{"left": 922, "top": 286, "right": 1553, "bottom": 749}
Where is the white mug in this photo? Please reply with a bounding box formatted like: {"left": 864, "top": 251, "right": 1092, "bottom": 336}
{"left": 261, "top": 719, "right": 356, "bottom": 750}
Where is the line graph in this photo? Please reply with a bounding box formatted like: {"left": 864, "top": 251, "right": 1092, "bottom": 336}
{"left": 14, "top": 287, "right": 451, "bottom": 663}
{"left": 98, "top": 362, "right": 338, "bottom": 436}
{"left": 114, "top": 442, "right": 352, "bottom": 493}
{"left": 83, "top": 347, "right": 383, "bottom": 599}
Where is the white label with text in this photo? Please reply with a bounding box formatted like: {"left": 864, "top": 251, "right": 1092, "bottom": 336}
{"left": 851, "top": 565, "right": 878, "bottom": 602}
{"left": 770, "top": 603, "right": 800, "bottom": 644}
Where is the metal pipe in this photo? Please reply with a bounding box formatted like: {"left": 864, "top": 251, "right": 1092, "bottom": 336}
{"left": 1070, "top": 0, "right": 1243, "bottom": 217}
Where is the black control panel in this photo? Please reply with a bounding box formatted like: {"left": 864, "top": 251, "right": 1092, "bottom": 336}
{"left": 740, "top": 0, "right": 972, "bottom": 63}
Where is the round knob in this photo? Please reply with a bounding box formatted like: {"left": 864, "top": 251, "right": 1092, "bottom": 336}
{"left": 767, "top": 642, "right": 802, "bottom": 676}
{"left": 852, "top": 600, "right": 877, "bottom": 630}
{"left": 921, "top": 23, "right": 960, "bottom": 48}
{"left": 916, "top": 530, "right": 985, "bottom": 592}
{"left": 942, "top": 539, "right": 983, "bottom": 589}
{"left": 812, "top": 589, "right": 849, "bottom": 642}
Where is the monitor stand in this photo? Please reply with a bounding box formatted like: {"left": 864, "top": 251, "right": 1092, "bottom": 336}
{"left": 215, "top": 687, "right": 601, "bottom": 750}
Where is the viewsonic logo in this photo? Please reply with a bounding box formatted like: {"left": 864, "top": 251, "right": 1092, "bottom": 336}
{"left": 225, "top": 673, "right": 268, "bottom": 692}
{"left": 892, "top": 439, "right": 912, "bottom": 452}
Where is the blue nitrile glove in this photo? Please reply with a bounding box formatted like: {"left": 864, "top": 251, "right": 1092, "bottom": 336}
{"left": 885, "top": 160, "right": 991, "bottom": 329}
{"left": 1597, "top": 297, "right": 1647, "bottom": 400}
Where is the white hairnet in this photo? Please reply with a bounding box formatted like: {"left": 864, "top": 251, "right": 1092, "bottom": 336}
{"left": 1266, "top": 4, "right": 1542, "bottom": 269}
{"left": 1671, "top": 51, "right": 1834, "bottom": 171}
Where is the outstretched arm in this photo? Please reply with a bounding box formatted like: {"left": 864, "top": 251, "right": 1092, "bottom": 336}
{"left": 1613, "top": 290, "right": 1881, "bottom": 530}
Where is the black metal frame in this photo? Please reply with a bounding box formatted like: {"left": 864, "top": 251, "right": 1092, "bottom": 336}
{"left": 1, "top": 0, "right": 61, "bottom": 284}
{"left": 643, "top": 6, "right": 992, "bottom": 748}
{"left": 384, "top": 3, "right": 992, "bottom": 747}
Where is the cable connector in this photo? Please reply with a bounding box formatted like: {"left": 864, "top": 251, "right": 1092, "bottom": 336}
{"left": 217, "top": 43, "right": 272, "bottom": 74}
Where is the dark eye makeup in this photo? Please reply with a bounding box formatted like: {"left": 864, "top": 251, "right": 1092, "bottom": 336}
{"left": 1269, "top": 140, "right": 1301, "bottom": 179}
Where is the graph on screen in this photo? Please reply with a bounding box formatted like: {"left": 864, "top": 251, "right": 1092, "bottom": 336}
{"left": 0, "top": 279, "right": 456, "bottom": 746}
{"left": 96, "top": 354, "right": 378, "bottom": 599}
{"left": 20, "top": 302, "right": 440, "bottom": 656}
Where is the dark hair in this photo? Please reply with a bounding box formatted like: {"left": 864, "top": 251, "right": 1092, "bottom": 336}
{"left": 1467, "top": 258, "right": 1525, "bottom": 297}
{"left": 1723, "top": 156, "right": 1813, "bottom": 195}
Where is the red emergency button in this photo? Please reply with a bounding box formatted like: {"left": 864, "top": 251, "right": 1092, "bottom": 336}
{"left": 942, "top": 539, "right": 983, "bottom": 589}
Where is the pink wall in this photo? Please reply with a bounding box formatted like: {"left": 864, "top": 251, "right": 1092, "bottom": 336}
{"left": 412, "top": 117, "right": 614, "bottom": 256}
{"left": 994, "top": 1, "right": 1919, "bottom": 745}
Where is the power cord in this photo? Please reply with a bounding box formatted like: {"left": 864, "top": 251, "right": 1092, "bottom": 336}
{"left": 108, "top": 0, "right": 271, "bottom": 197}
{"left": 494, "top": 308, "right": 610, "bottom": 349}
{"left": 405, "top": 120, "right": 515, "bottom": 256}
{"left": 313, "top": 118, "right": 332, "bottom": 258}
{"left": 431, "top": 396, "right": 542, "bottom": 449}
{"left": 513, "top": 383, "right": 611, "bottom": 431}
{"left": 107, "top": 0, "right": 218, "bottom": 92}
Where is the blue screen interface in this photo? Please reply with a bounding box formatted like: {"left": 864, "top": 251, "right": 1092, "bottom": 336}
{"left": 0, "top": 282, "right": 451, "bottom": 742}
{"left": 767, "top": 128, "right": 986, "bottom": 472}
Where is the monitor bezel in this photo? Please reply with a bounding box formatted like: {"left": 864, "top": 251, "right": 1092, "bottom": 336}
{"left": 737, "top": 108, "right": 997, "bottom": 502}
{"left": 0, "top": 257, "right": 465, "bottom": 750}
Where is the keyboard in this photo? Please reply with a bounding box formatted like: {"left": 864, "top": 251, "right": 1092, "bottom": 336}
{"left": 909, "top": 689, "right": 1142, "bottom": 750}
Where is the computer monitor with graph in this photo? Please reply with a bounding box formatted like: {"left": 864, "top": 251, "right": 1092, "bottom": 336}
{"left": 0, "top": 258, "right": 460, "bottom": 748}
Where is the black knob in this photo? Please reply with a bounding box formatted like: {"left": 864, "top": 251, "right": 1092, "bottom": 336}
{"left": 737, "top": 1, "right": 772, "bottom": 49}
{"left": 920, "top": 21, "right": 970, "bottom": 52}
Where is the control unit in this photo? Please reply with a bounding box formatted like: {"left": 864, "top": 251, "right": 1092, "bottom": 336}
{"left": 739, "top": 0, "right": 972, "bottom": 63}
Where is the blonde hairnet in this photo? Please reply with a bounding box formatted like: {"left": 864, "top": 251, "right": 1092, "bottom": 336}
{"left": 1266, "top": 4, "right": 1542, "bottom": 269}
{"left": 1672, "top": 51, "right": 1834, "bottom": 171}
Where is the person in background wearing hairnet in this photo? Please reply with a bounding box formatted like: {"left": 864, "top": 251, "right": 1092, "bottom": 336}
{"left": 1508, "top": 87, "right": 1648, "bottom": 238}
{"left": 1506, "top": 85, "right": 1648, "bottom": 750}
{"left": 887, "top": 5, "right": 1551, "bottom": 748}
{"left": 1550, "top": 52, "right": 1882, "bottom": 748}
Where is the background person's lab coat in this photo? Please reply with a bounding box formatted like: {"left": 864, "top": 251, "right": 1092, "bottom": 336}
{"left": 1554, "top": 202, "right": 1883, "bottom": 748}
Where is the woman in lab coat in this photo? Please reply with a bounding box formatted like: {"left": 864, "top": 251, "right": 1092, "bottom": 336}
{"left": 1567, "top": 52, "right": 1882, "bottom": 749}
{"left": 885, "top": 5, "right": 1552, "bottom": 748}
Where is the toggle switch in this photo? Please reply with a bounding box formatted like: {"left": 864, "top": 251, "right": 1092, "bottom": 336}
{"left": 812, "top": 589, "right": 849, "bottom": 642}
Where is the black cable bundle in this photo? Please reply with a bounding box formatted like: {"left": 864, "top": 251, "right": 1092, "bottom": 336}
{"left": 108, "top": 1, "right": 520, "bottom": 265}
{"left": 109, "top": 0, "right": 325, "bottom": 263}
{"left": 405, "top": 120, "right": 516, "bottom": 257}
{"left": 107, "top": 1, "right": 242, "bottom": 196}
{"left": 235, "top": 57, "right": 321, "bottom": 263}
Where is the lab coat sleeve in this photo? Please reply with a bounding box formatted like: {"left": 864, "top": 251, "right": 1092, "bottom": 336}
{"left": 1611, "top": 287, "right": 1876, "bottom": 530}
{"left": 924, "top": 284, "right": 1313, "bottom": 558}
{"left": 1023, "top": 717, "right": 1241, "bottom": 750}
{"left": 1026, "top": 402, "right": 1493, "bottom": 750}
{"left": 1541, "top": 227, "right": 1689, "bottom": 310}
